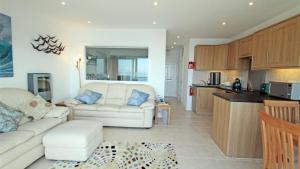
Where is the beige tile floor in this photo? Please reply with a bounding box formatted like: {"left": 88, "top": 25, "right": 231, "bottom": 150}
{"left": 28, "top": 98, "right": 262, "bottom": 169}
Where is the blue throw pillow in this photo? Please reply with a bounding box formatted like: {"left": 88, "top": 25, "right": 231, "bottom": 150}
{"left": 75, "top": 90, "right": 102, "bottom": 105}
{"left": 0, "top": 102, "right": 23, "bottom": 124}
{"left": 127, "top": 89, "right": 150, "bottom": 106}
{"left": 0, "top": 113, "right": 18, "bottom": 133}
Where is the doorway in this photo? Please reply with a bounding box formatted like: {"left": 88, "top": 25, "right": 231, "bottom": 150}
{"left": 165, "top": 48, "right": 183, "bottom": 100}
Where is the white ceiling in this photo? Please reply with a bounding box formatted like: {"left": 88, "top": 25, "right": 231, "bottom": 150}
{"left": 8, "top": 0, "right": 300, "bottom": 47}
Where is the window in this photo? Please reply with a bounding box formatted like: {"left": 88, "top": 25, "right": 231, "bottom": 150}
{"left": 86, "top": 47, "right": 148, "bottom": 81}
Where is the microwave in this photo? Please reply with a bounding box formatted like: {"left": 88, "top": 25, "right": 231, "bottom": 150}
{"left": 269, "top": 82, "right": 300, "bottom": 100}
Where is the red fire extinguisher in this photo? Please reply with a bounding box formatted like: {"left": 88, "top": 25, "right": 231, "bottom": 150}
{"left": 189, "top": 86, "right": 193, "bottom": 96}
{"left": 188, "top": 61, "right": 195, "bottom": 69}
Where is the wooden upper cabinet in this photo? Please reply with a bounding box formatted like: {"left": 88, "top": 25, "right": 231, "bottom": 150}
{"left": 228, "top": 41, "right": 249, "bottom": 70}
{"left": 238, "top": 36, "right": 253, "bottom": 57}
{"left": 252, "top": 29, "right": 270, "bottom": 69}
{"left": 195, "top": 45, "right": 214, "bottom": 70}
{"left": 268, "top": 16, "right": 300, "bottom": 67}
{"left": 213, "top": 45, "right": 228, "bottom": 70}
{"left": 227, "top": 42, "right": 238, "bottom": 69}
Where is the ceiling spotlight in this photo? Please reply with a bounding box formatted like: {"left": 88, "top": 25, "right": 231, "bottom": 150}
{"left": 177, "top": 35, "right": 180, "bottom": 39}
{"left": 154, "top": 1, "right": 158, "bottom": 6}
{"left": 173, "top": 42, "right": 177, "bottom": 45}
{"left": 87, "top": 21, "right": 92, "bottom": 24}
{"left": 153, "top": 21, "right": 157, "bottom": 25}
{"left": 61, "top": 1, "right": 66, "bottom": 5}
{"left": 171, "top": 46, "right": 174, "bottom": 49}
{"left": 222, "top": 22, "right": 227, "bottom": 26}
{"left": 249, "top": 1, "right": 254, "bottom": 6}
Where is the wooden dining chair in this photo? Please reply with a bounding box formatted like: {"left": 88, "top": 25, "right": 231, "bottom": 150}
{"left": 264, "top": 100, "right": 300, "bottom": 124}
{"left": 260, "top": 112, "right": 300, "bottom": 169}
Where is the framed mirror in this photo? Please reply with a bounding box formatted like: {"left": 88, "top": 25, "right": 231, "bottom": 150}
{"left": 86, "top": 47, "right": 149, "bottom": 81}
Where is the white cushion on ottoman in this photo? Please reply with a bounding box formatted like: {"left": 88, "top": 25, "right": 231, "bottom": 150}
{"left": 42, "top": 120, "right": 103, "bottom": 161}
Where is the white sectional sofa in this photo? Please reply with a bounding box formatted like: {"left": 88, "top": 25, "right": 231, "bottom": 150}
{"left": 0, "top": 88, "right": 68, "bottom": 169}
{"left": 66, "top": 83, "right": 156, "bottom": 128}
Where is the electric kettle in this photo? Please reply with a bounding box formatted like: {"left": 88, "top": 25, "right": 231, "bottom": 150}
{"left": 232, "top": 78, "right": 242, "bottom": 91}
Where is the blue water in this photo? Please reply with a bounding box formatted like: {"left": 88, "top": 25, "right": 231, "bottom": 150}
{"left": 0, "top": 40, "right": 13, "bottom": 77}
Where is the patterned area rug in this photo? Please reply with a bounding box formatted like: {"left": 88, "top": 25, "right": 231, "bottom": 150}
{"left": 49, "top": 142, "right": 178, "bottom": 169}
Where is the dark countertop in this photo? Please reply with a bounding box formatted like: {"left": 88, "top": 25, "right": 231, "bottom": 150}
{"left": 212, "top": 92, "right": 282, "bottom": 103}
{"left": 192, "top": 84, "right": 247, "bottom": 92}
{"left": 192, "top": 84, "right": 282, "bottom": 103}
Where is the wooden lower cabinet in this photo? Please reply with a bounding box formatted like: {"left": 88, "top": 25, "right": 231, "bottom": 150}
{"left": 192, "top": 87, "right": 216, "bottom": 114}
{"left": 211, "top": 96, "right": 263, "bottom": 158}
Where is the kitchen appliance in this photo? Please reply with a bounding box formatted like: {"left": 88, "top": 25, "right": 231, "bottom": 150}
{"left": 269, "top": 82, "right": 300, "bottom": 100}
{"left": 28, "top": 73, "right": 52, "bottom": 101}
{"left": 260, "top": 83, "right": 270, "bottom": 94}
{"left": 232, "top": 78, "right": 242, "bottom": 91}
{"left": 209, "top": 72, "right": 221, "bottom": 85}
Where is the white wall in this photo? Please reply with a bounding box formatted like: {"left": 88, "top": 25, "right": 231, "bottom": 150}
{"left": 0, "top": 3, "right": 70, "bottom": 101}
{"left": 0, "top": 2, "right": 167, "bottom": 101}
{"left": 65, "top": 28, "right": 166, "bottom": 97}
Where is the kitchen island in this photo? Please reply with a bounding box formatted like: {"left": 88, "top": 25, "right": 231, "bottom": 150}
{"left": 211, "top": 93, "right": 265, "bottom": 158}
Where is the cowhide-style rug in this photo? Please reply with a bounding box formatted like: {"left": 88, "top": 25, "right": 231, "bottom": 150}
{"left": 49, "top": 142, "right": 178, "bottom": 169}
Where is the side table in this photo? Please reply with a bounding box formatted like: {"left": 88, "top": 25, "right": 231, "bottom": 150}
{"left": 55, "top": 101, "right": 74, "bottom": 121}
{"left": 155, "top": 102, "right": 171, "bottom": 125}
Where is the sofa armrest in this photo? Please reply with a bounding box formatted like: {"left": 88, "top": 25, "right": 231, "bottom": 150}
{"left": 140, "top": 99, "right": 155, "bottom": 109}
{"left": 44, "top": 107, "right": 70, "bottom": 119}
{"left": 64, "top": 98, "right": 81, "bottom": 107}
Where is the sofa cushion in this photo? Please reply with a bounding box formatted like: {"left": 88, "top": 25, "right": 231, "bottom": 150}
{"left": 18, "top": 118, "right": 63, "bottom": 135}
{"left": 75, "top": 90, "right": 102, "bottom": 105}
{"left": 0, "top": 134, "right": 42, "bottom": 168}
{"left": 80, "top": 83, "right": 108, "bottom": 105}
{"left": 18, "top": 95, "right": 55, "bottom": 121}
{"left": 127, "top": 89, "right": 150, "bottom": 106}
{"left": 0, "top": 102, "right": 24, "bottom": 133}
{"left": 0, "top": 88, "right": 35, "bottom": 109}
{"left": 0, "top": 101, "right": 24, "bottom": 124}
{"left": 0, "top": 113, "right": 18, "bottom": 133}
{"left": 97, "top": 104, "right": 120, "bottom": 111}
{"left": 120, "top": 105, "right": 143, "bottom": 113}
{"left": 0, "top": 131, "right": 34, "bottom": 154}
{"left": 44, "top": 107, "right": 69, "bottom": 119}
{"left": 125, "top": 84, "right": 156, "bottom": 101}
{"left": 74, "top": 104, "right": 99, "bottom": 111}
{"left": 105, "top": 84, "right": 127, "bottom": 105}
{"left": 74, "top": 111, "right": 143, "bottom": 119}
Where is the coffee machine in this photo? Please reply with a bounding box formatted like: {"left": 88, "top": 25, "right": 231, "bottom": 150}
{"left": 209, "top": 72, "right": 221, "bottom": 85}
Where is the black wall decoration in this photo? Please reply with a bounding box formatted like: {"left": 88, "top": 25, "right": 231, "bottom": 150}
{"left": 31, "top": 35, "right": 65, "bottom": 55}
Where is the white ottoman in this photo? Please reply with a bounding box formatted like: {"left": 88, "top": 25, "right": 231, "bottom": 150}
{"left": 43, "top": 120, "right": 103, "bottom": 161}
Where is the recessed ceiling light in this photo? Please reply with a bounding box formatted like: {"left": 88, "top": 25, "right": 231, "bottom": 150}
{"left": 222, "top": 22, "right": 227, "bottom": 26}
{"left": 154, "top": 1, "right": 158, "bottom": 6}
{"left": 177, "top": 35, "right": 180, "bottom": 39}
{"left": 87, "top": 21, "right": 92, "bottom": 24}
{"left": 249, "top": 1, "right": 254, "bottom": 6}
{"left": 61, "top": 1, "right": 66, "bottom": 6}
{"left": 173, "top": 42, "right": 177, "bottom": 45}
{"left": 153, "top": 21, "right": 157, "bottom": 25}
{"left": 171, "top": 46, "right": 174, "bottom": 49}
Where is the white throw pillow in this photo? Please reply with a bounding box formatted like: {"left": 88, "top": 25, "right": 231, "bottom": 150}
{"left": 18, "top": 95, "right": 55, "bottom": 121}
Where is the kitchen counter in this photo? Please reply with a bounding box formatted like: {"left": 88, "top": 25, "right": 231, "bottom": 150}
{"left": 212, "top": 92, "right": 281, "bottom": 103}
{"left": 192, "top": 84, "right": 247, "bottom": 92}
{"left": 192, "top": 84, "right": 280, "bottom": 103}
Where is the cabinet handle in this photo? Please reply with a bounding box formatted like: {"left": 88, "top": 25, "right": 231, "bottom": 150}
{"left": 266, "top": 51, "right": 269, "bottom": 64}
